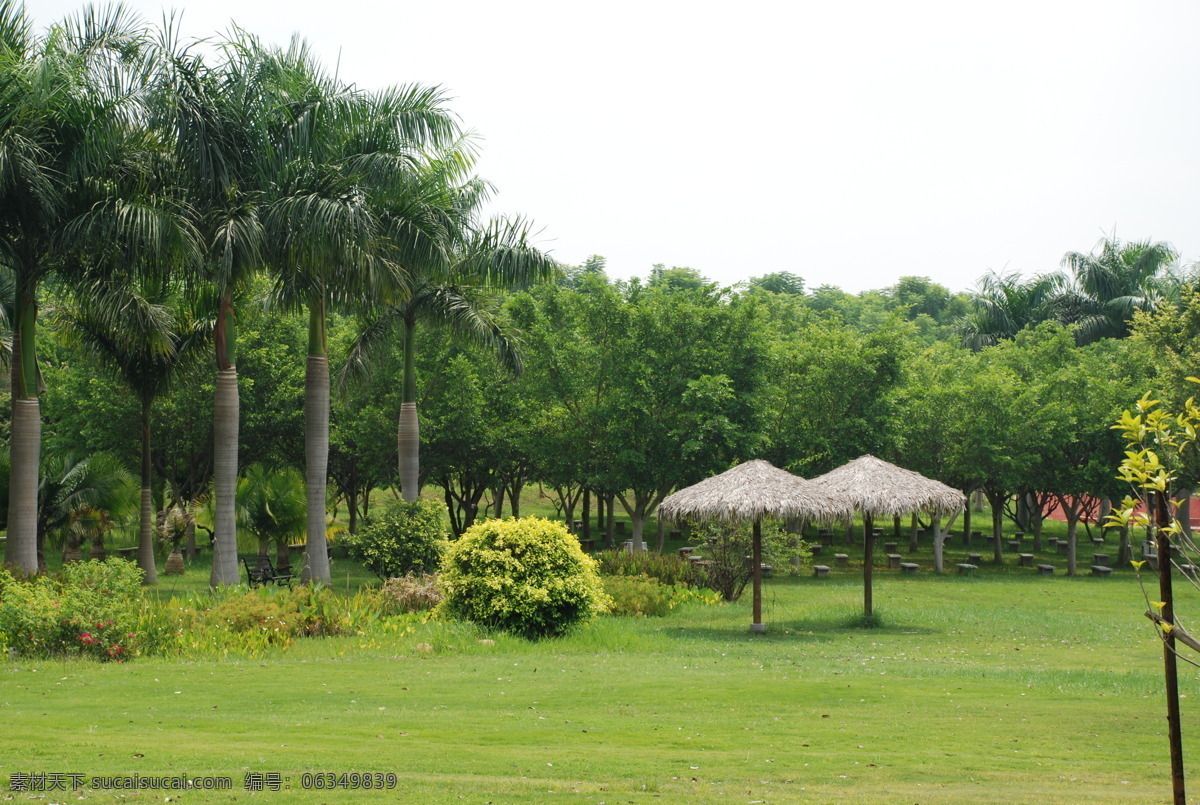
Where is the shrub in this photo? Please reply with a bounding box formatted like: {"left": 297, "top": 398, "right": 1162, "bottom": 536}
{"left": 0, "top": 559, "right": 148, "bottom": 660}
{"left": 342, "top": 499, "right": 449, "bottom": 580}
{"left": 691, "top": 521, "right": 810, "bottom": 602}
{"left": 594, "top": 550, "right": 706, "bottom": 587}
{"left": 602, "top": 574, "right": 675, "bottom": 617}
{"left": 439, "top": 517, "right": 610, "bottom": 639}
{"left": 379, "top": 574, "right": 443, "bottom": 614}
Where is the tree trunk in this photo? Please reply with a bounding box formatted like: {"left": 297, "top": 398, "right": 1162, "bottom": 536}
{"left": 398, "top": 316, "right": 420, "bottom": 502}
{"left": 508, "top": 477, "right": 523, "bottom": 518}
{"left": 7, "top": 287, "right": 40, "bottom": 573}
{"left": 303, "top": 346, "right": 332, "bottom": 584}
{"left": 909, "top": 513, "right": 919, "bottom": 553}
{"left": 493, "top": 485, "right": 505, "bottom": 519}
{"left": 988, "top": 493, "right": 1004, "bottom": 563}
{"left": 137, "top": 396, "right": 158, "bottom": 585}
{"left": 605, "top": 494, "right": 615, "bottom": 548}
{"left": 655, "top": 517, "right": 665, "bottom": 553}
{"left": 582, "top": 489, "right": 591, "bottom": 541}
{"left": 962, "top": 496, "right": 972, "bottom": 546}
{"left": 1066, "top": 516, "right": 1078, "bottom": 576}
{"left": 893, "top": 514, "right": 901, "bottom": 539}
{"left": 1117, "top": 525, "right": 1132, "bottom": 565}
{"left": 210, "top": 367, "right": 241, "bottom": 586}
{"left": 7, "top": 398, "right": 40, "bottom": 573}
{"left": 1032, "top": 513, "right": 1044, "bottom": 552}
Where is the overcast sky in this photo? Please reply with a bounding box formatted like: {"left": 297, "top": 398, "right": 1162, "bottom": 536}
{"left": 33, "top": 1, "right": 1200, "bottom": 293}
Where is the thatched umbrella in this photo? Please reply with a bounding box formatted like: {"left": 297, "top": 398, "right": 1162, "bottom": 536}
{"left": 810, "top": 455, "right": 966, "bottom": 618}
{"left": 660, "top": 459, "right": 851, "bottom": 632}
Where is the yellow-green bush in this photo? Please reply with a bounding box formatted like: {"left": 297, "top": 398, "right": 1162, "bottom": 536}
{"left": 440, "top": 517, "right": 610, "bottom": 639}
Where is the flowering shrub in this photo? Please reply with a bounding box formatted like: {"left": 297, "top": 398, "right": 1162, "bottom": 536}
{"left": 342, "top": 499, "right": 449, "bottom": 579}
{"left": 0, "top": 560, "right": 147, "bottom": 660}
{"left": 440, "top": 517, "right": 611, "bottom": 639}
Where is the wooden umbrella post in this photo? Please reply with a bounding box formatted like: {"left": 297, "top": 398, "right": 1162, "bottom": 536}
{"left": 751, "top": 518, "right": 764, "bottom": 633}
{"left": 863, "top": 513, "right": 874, "bottom": 619}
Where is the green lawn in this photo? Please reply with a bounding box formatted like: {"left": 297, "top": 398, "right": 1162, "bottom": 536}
{"left": 3, "top": 561, "right": 1197, "bottom": 804}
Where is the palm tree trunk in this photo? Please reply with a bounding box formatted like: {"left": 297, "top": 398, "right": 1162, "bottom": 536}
{"left": 303, "top": 348, "right": 332, "bottom": 584}
{"left": 137, "top": 396, "right": 157, "bottom": 585}
{"left": 7, "top": 287, "right": 40, "bottom": 573}
{"left": 8, "top": 398, "right": 39, "bottom": 573}
{"left": 211, "top": 365, "right": 241, "bottom": 586}
{"left": 398, "top": 316, "right": 420, "bottom": 502}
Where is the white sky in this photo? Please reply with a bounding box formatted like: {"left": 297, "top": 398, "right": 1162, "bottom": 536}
{"left": 33, "top": 0, "right": 1200, "bottom": 293}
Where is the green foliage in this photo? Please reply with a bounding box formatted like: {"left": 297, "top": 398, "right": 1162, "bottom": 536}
{"left": 0, "top": 559, "right": 147, "bottom": 660}
{"left": 594, "top": 550, "right": 706, "bottom": 587}
{"left": 439, "top": 517, "right": 610, "bottom": 639}
{"left": 601, "top": 574, "right": 718, "bottom": 617}
{"left": 343, "top": 498, "right": 449, "bottom": 580}
{"left": 690, "top": 521, "right": 808, "bottom": 602}
{"left": 378, "top": 573, "right": 444, "bottom": 614}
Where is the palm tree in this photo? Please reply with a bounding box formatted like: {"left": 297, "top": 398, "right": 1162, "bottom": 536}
{"left": 151, "top": 29, "right": 282, "bottom": 586}
{"left": 255, "top": 37, "right": 459, "bottom": 583}
{"left": 55, "top": 284, "right": 209, "bottom": 584}
{"left": 0, "top": 3, "right": 152, "bottom": 572}
{"left": 1058, "top": 236, "right": 1179, "bottom": 345}
{"left": 957, "top": 270, "right": 1058, "bottom": 351}
{"left": 38, "top": 451, "right": 137, "bottom": 568}
{"left": 237, "top": 462, "right": 306, "bottom": 569}
{"left": 345, "top": 211, "right": 558, "bottom": 502}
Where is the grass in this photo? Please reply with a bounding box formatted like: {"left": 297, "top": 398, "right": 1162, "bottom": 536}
{"left": 5, "top": 499, "right": 1187, "bottom": 802}
{"left": 3, "top": 564, "right": 1198, "bottom": 803}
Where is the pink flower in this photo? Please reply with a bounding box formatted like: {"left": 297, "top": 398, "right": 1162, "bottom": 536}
{"left": 79, "top": 633, "right": 95, "bottom": 645}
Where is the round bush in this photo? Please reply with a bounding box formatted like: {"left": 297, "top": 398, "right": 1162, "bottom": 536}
{"left": 439, "top": 517, "right": 610, "bottom": 639}
{"left": 342, "top": 499, "right": 449, "bottom": 580}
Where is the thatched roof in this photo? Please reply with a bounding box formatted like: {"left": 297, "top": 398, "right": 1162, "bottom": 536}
{"left": 809, "top": 455, "right": 966, "bottom": 518}
{"left": 659, "top": 460, "right": 852, "bottom": 525}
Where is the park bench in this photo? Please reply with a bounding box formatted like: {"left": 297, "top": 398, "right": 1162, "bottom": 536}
{"left": 1037, "top": 564, "right": 1055, "bottom": 576}
{"left": 966, "top": 552, "right": 982, "bottom": 564}
{"left": 242, "top": 556, "right": 295, "bottom": 588}
{"left": 887, "top": 553, "right": 902, "bottom": 569}
{"left": 1006, "top": 540, "right": 1021, "bottom": 552}
{"left": 1093, "top": 553, "right": 1110, "bottom": 565}
{"left": 835, "top": 553, "right": 849, "bottom": 567}
{"left": 1018, "top": 553, "right": 1034, "bottom": 567}
{"left": 956, "top": 563, "right": 977, "bottom": 576}
{"left": 900, "top": 562, "right": 919, "bottom": 574}
{"left": 814, "top": 565, "right": 831, "bottom": 578}
{"left": 1090, "top": 565, "right": 1112, "bottom": 577}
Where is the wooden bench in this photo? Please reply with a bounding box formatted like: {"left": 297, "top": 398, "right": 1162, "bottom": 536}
{"left": 1091, "top": 565, "right": 1112, "bottom": 577}
{"left": 1018, "top": 553, "right": 1034, "bottom": 567}
{"left": 1037, "top": 564, "right": 1055, "bottom": 576}
{"left": 242, "top": 557, "right": 295, "bottom": 588}
{"left": 814, "top": 565, "right": 831, "bottom": 578}
{"left": 956, "top": 563, "right": 977, "bottom": 576}
{"left": 900, "top": 562, "right": 919, "bottom": 575}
